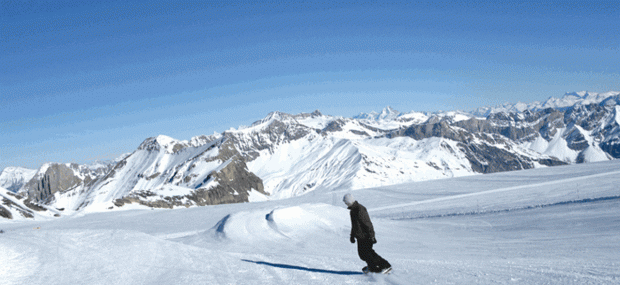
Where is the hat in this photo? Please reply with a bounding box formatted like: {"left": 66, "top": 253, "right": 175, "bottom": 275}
{"left": 343, "top": 193, "right": 356, "bottom": 207}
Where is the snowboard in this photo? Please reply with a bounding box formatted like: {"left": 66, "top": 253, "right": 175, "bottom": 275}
{"left": 363, "top": 266, "right": 392, "bottom": 275}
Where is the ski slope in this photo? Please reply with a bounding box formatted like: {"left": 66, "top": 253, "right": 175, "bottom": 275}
{"left": 1, "top": 160, "right": 619, "bottom": 284}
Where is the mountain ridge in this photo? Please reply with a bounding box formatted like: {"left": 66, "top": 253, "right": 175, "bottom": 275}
{"left": 2, "top": 91, "right": 618, "bottom": 219}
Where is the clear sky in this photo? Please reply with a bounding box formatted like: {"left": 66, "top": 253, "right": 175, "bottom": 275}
{"left": 1, "top": 0, "right": 619, "bottom": 170}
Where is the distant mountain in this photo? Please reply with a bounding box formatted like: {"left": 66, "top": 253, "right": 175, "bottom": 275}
{"left": 472, "top": 91, "right": 620, "bottom": 117}
{"left": 3, "top": 91, "right": 619, "bottom": 219}
{"left": 0, "top": 167, "right": 36, "bottom": 193}
{"left": 354, "top": 106, "right": 401, "bottom": 121}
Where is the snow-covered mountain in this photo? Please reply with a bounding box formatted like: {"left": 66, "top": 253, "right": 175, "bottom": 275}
{"left": 223, "top": 109, "right": 564, "bottom": 199}
{"left": 354, "top": 106, "right": 401, "bottom": 121}
{"left": 0, "top": 167, "right": 36, "bottom": 193}
{"left": 79, "top": 135, "right": 266, "bottom": 212}
{"left": 467, "top": 93, "right": 620, "bottom": 163}
{"left": 2, "top": 91, "right": 618, "bottom": 219}
{"left": 473, "top": 91, "right": 620, "bottom": 117}
{"left": 21, "top": 135, "right": 267, "bottom": 214}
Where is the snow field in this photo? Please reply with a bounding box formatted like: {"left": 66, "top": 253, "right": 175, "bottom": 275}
{"left": 1, "top": 160, "right": 620, "bottom": 284}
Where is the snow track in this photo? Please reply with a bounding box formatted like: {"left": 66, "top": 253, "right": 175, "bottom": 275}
{"left": 369, "top": 168, "right": 620, "bottom": 214}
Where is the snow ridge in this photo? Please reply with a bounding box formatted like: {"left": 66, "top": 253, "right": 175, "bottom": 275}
{"left": 473, "top": 91, "right": 620, "bottom": 116}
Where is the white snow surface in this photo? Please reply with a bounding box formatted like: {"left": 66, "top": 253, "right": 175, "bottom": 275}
{"left": 2, "top": 160, "right": 619, "bottom": 284}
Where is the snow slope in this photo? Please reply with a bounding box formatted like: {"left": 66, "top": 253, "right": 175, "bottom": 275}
{"left": 2, "top": 160, "right": 619, "bottom": 284}
{"left": 247, "top": 134, "right": 474, "bottom": 199}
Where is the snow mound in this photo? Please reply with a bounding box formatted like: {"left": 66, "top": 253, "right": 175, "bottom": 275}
{"left": 212, "top": 204, "right": 349, "bottom": 244}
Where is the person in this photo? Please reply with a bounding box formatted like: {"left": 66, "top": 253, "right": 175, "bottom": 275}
{"left": 343, "top": 193, "right": 392, "bottom": 274}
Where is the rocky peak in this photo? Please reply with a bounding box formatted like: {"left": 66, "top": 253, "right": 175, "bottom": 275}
{"left": 189, "top": 133, "right": 221, "bottom": 147}
{"left": 378, "top": 106, "right": 400, "bottom": 121}
{"left": 251, "top": 111, "right": 296, "bottom": 127}
{"left": 138, "top": 135, "right": 189, "bottom": 154}
{"left": 354, "top": 106, "right": 401, "bottom": 121}
{"left": 293, "top": 110, "right": 324, "bottom": 120}
{"left": 23, "top": 163, "right": 105, "bottom": 203}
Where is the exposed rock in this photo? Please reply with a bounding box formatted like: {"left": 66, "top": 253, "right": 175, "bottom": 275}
{"left": 113, "top": 139, "right": 266, "bottom": 209}
{"left": 22, "top": 161, "right": 116, "bottom": 204}
{"left": 189, "top": 156, "right": 265, "bottom": 206}
{"left": 23, "top": 164, "right": 89, "bottom": 202}
{"left": 2, "top": 197, "right": 34, "bottom": 219}
{"left": 23, "top": 199, "right": 48, "bottom": 212}
{"left": 600, "top": 139, "right": 620, "bottom": 158}
{"left": 225, "top": 112, "right": 311, "bottom": 162}
{"left": 392, "top": 117, "right": 568, "bottom": 174}
{"left": 0, "top": 205, "right": 12, "bottom": 219}
{"left": 322, "top": 119, "right": 345, "bottom": 133}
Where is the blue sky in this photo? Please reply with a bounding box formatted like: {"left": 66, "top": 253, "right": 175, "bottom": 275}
{"left": 1, "top": 0, "right": 619, "bottom": 170}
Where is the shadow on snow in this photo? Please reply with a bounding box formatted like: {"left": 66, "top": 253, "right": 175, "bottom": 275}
{"left": 241, "top": 259, "right": 363, "bottom": 276}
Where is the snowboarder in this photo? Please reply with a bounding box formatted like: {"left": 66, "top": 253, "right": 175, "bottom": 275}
{"left": 343, "top": 193, "right": 392, "bottom": 274}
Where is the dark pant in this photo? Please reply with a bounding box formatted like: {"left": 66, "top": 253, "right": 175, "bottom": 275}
{"left": 357, "top": 238, "right": 391, "bottom": 272}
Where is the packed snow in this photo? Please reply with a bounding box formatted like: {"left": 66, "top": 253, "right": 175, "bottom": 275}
{"left": 2, "top": 160, "right": 619, "bottom": 284}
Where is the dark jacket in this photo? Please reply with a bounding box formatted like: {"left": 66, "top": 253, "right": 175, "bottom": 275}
{"left": 348, "top": 201, "right": 375, "bottom": 240}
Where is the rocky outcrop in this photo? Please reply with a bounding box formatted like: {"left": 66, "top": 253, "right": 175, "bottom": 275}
{"left": 1, "top": 197, "right": 34, "bottom": 219}
{"left": 225, "top": 111, "right": 313, "bottom": 162}
{"left": 23, "top": 164, "right": 87, "bottom": 202}
{"left": 112, "top": 139, "right": 266, "bottom": 209}
{"left": 390, "top": 120, "right": 568, "bottom": 173}
{"left": 187, "top": 157, "right": 264, "bottom": 206}
{"left": 600, "top": 139, "right": 620, "bottom": 158}
{"left": 22, "top": 163, "right": 112, "bottom": 203}
{"left": 0, "top": 205, "right": 12, "bottom": 219}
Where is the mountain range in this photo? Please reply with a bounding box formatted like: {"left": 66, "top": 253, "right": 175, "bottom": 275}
{"left": 1, "top": 91, "right": 619, "bottom": 220}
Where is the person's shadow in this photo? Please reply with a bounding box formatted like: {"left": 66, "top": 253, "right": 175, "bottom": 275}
{"left": 241, "top": 259, "right": 363, "bottom": 276}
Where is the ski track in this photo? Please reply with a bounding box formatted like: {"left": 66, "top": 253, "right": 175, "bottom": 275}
{"left": 368, "top": 169, "right": 620, "bottom": 213}
{"left": 388, "top": 195, "right": 620, "bottom": 220}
